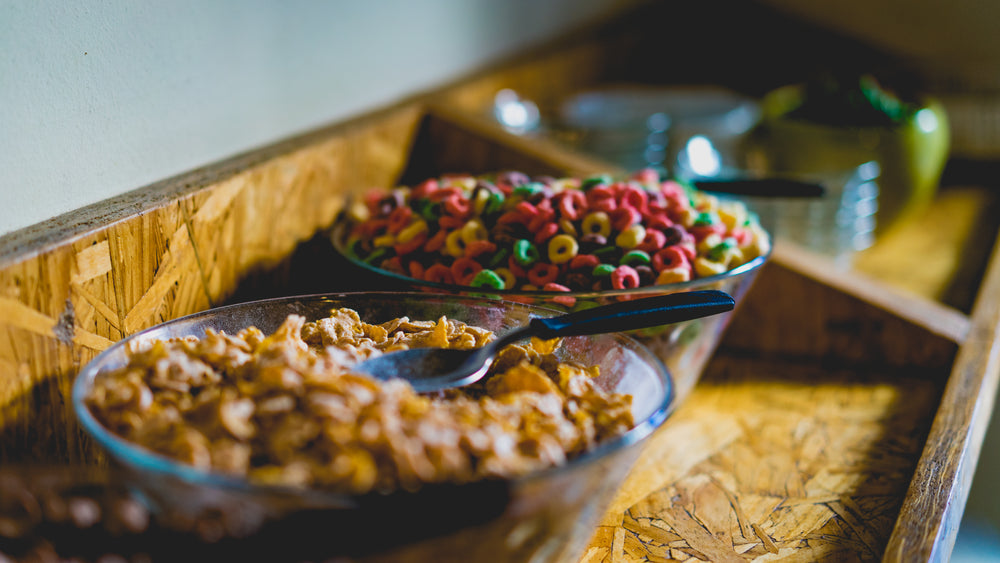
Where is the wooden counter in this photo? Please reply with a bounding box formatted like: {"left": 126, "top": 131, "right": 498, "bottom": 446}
{"left": 2, "top": 2, "right": 999, "bottom": 561}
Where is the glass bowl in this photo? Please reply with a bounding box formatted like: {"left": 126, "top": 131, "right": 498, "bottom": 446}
{"left": 329, "top": 223, "right": 769, "bottom": 402}
{"left": 73, "top": 292, "right": 673, "bottom": 562}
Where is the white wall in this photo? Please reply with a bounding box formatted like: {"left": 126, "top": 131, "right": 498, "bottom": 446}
{"left": 0, "top": 0, "right": 631, "bottom": 237}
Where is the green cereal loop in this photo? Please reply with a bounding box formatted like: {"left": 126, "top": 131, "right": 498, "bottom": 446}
{"left": 513, "top": 239, "right": 539, "bottom": 267}
{"left": 487, "top": 247, "right": 510, "bottom": 268}
{"left": 707, "top": 239, "right": 736, "bottom": 262}
{"left": 592, "top": 263, "right": 616, "bottom": 277}
{"left": 363, "top": 246, "right": 391, "bottom": 264}
{"left": 582, "top": 175, "right": 612, "bottom": 190}
{"left": 620, "top": 250, "right": 651, "bottom": 267}
{"left": 415, "top": 199, "right": 440, "bottom": 222}
{"left": 694, "top": 211, "right": 718, "bottom": 226}
{"left": 485, "top": 191, "right": 506, "bottom": 215}
{"left": 513, "top": 182, "right": 544, "bottom": 198}
{"left": 470, "top": 269, "right": 506, "bottom": 290}
{"left": 593, "top": 246, "right": 618, "bottom": 258}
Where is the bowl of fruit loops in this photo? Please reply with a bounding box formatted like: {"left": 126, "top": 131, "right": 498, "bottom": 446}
{"left": 332, "top": 168, "right": 770, "bottom": 400}
{"left": 73, "top": 292, "right": 672, "bottom": 562}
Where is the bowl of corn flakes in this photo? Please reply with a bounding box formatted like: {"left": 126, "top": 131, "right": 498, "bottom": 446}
{"left": 73, "top": 292, "right": 673, "bottom": 562}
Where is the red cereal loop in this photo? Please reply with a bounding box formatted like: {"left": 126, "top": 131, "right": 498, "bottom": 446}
{"left": 496, "top": 210, "right": 526, "bottom": 225}
{"left": 679, "top": 239, "right": 697, "bottom": 262}
{"left": 555, "top": 190, "right": 587, "bottom": 221}
{"left": 357, "top": 218, "right": 389, "bottom": 238}
{"left": 424, "top": 263, "right": 455, "bottom": 285}
{"left": 635, "top": 229, "right": 668, "bottom": 254}
{"left": 423, "top": 229, "right": 449, "bottom": 253}
{"left": 442, "top": 193, "right": 472, "bottom": 218}
{"left": 508, "top": 255, "right": 528, "bottom": 279}
{"left": 427, "top": 186, "right": 462, "bottom": 202}
{"left": 586, "top": 185, "right": 615, "bottom": 203}
{"left": 380, "top": 257, "right": 403, "bottom": 274}
{"left": 543, "top": 282, "right": 571, "bottom": 292}
{"left": 394, "top": 231, "right": 428, "bottom": 256}
{"left": 732, "top": 228, "right": 751, "bottom": 246}
{"left": 652, "top": 246, "right": 689, "bottom": 272}
{"left": 363, "top": 191, "right": 386, "bottom": 215}
{"left": 611, "top": 265, "right": 640, "bottom": 290}
{"left": 527, "top": 199, "right": 555, "bottom": 232}
{"left": 569, "top": 254, "right": 600, "bottom": 270}
{"left": 464, "top": 240, "right": 498, "bottom": 259}
{"left": 610, "top": 205, "right": 641, "bottom": 231}
{"left": 644, "top": 213, "right": 674, "bottom": 231}
{"left": 408, "top": 261, "right": 426, "bottom": 280}
{"left": 411, "top": 178, "right": 439, "bottom": 199}
{"left": 660, "top": 180, "right": 686, "bottom": 200}
{"left": 438, "top": 215, "right": 466, "bottom": 230}
{"left": 527, "top": 262, "right": 560, "bottom": 286}
{"left": 451, "top": 257, "right": 483, "bottom": 285}
{"left": 620, "top": 187, "right": 649, "bottom": 213}
{"left": 532, "top": 222, "right": 560, "bottom": 244}
{"left": 588, "top": 196, "right": 617, "bottom": 213}
{"left": 387, "top": 206, "right": 413, "bottom": 234}
{"left": 689, "top": 224, "right": 726, "bottom": 242}
{"left": 610, "top": 180, "right": 629, "bottom": 193}
{"left": 515, "top": 201, "right": 539, "bottom": 220}
{"left": 630, "top": 168, "right": 660, "bottom": 185}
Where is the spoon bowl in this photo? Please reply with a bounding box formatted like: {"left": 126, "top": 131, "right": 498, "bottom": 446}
{"left": 353, "top": 290, "right": 734, "bottom": 392}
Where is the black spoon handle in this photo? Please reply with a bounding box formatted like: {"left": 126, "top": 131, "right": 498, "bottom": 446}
{"left": 692, "top": 178, "right": 826, "bottom": 198}
{"left": 525, "top": 290, "right": 735, "bottom": 340}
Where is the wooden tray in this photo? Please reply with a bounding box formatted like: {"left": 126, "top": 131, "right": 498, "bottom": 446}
{"left": 1, "top": 102, "right": 997, "bottom": 562}
{"left": 2, "top": 3, "right": 999, "bottom": 559}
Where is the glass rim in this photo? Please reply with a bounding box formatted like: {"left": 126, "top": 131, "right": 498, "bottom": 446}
{"left": 329, "top": 221, "right": 771, "bottom": 300}
{"left": 72, "top": 291, "right": 675, "bottom": 503}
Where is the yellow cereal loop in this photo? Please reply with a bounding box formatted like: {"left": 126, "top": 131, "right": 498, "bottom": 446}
{"left": 493, "top": 267, "right": 516, "bottom": 289}
{"left": 697, "top": 233, "right": 724, "bottom": 254}
{"left": 347, "top": 200, "right": 370, "bottom": 223}
{"left": 451, "top": 176, "right": 476, "bottom": 191}
{"left": 677, "top": 207, "right": 699, "bottom": 228}
{"left": 655, "top": 267, "right": 691, "bottom": 284}
{"left": 581, "top": 211, "right": 612, "bottom": 238}
{"left": 727, "top": 246, "right": 747, "bottom": 267}
{"left": 373, "top": 233, "right": 396, "bottom": 248}
{"left": 717, "top": 202, "right": 747, "bottom": 231}
{"left": 397, "top": 219, "right": 428, "bottom": 244}
{"left": 744, "top": 224, "right": 771, "bottom": 259}
{"left": 694, "top": 256, "right": 727, "bottom": 277}
{"left": 460, "top": 219, "right": 489, "bottom": 245}
{"left": 445, "top": 229, "right": 466, "bottom": 257}
{"left": 559, "top": 218, "right": 577, "bottom": 237}
{"left": 694, "top": 192, "right": 719, "bottom": 211}
{"left": 615, "top": 224, "right": 646, "bottom": 249}
{"left": 472, "top": 189, "right": 491, "bottom": 216}
{"left": 547, "top": 234, "right": 579, "bottom": 264}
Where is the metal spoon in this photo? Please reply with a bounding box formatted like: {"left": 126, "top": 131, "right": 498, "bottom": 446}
{"left": 352, "top": 289, "right": 735, "bottom": 393}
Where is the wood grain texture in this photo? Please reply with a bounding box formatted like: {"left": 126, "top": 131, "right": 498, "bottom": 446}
{"left": 0, "top": 105, "right": 423, "bottom": 461}
{"left": 884, "top": 228, "right": 1000, "bottom": 562}
{"left": 575, "top": 254, "right": 958, "bottom": 563}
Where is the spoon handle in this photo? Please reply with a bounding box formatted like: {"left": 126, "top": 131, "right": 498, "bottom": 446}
{"left": 527, "top": 290, "right": 735, "bottom": 339}
{"left": 693, "top": 178, "right": 826, "bottom": 198}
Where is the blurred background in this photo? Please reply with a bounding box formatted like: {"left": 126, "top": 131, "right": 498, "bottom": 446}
{"left": 3, "top": 1, "right": 1000, "bottom": 559}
